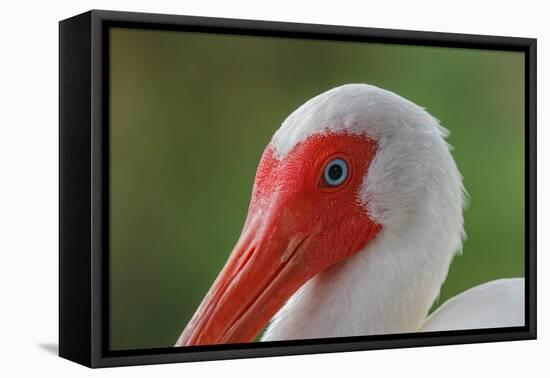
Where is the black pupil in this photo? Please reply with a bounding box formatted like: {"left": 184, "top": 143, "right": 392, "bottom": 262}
{"left": 328, "top": 163, "right": 343, "bottom": 181}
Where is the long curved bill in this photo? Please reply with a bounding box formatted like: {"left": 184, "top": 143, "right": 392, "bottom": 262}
{"left": 176, "top": 209, "right": 314, "bottom": 346}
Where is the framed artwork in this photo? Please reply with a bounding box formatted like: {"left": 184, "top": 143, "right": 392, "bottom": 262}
{"left": 59, "top": 10, "right": 536, "bottom": 368}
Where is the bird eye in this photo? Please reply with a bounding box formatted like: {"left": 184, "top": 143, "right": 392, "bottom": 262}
{"left": 323, "top": 158, "right": 348, "bottom": 187}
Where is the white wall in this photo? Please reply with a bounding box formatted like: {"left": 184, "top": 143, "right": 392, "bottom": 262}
{"left": 0, "top": 0, "right": 547, "bottom": 376}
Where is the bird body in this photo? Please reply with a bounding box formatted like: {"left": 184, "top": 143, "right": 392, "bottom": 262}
{"left": 420, "top": 278, "right": 524, "bottom": 332}
{"left": 177, "top": 84, "right": 524, "bottom": 346}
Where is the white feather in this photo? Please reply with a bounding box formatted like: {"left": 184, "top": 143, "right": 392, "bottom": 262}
{"left": 261, "top": 84, "right": 522, "bottom": 341}
{"left": 421, "top": 278, "right": 525, "bottom": 331}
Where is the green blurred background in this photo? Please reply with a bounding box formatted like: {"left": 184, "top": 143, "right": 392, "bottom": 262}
{"left": 109, "top": 27, "right": 525, "bottom": 351}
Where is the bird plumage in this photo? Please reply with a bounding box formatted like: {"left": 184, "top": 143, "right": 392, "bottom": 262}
{"left": 421, "top": 278, "right": 524, "bottom": 332}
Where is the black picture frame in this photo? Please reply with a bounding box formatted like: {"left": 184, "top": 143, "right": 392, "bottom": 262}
{"left": 59, "top": 9, "right": 537, "bottom": 368}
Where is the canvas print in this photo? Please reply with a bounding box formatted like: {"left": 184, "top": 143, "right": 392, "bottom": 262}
{"left": 109, "top": 28, "right": 525, "bottom": 351}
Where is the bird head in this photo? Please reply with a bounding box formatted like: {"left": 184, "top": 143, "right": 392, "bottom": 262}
{"left": 177, "top": 84, "right": 465, "bottom": 346}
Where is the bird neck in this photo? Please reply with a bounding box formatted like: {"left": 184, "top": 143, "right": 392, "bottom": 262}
{"left": 262, "top": 191, "right": 460, "bottom": 341}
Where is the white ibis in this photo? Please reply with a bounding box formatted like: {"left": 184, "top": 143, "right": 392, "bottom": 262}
{"left": 176, "top": 84, "right": 524, "bottom": 346}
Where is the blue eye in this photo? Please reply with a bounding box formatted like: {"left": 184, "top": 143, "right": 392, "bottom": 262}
{"left": 323, "top": 158, "right": 348, "bottom": 187}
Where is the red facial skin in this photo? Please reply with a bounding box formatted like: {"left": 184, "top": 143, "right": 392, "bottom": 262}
{"left": 176, "top": 133, "right": 381, "bottom": 346}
